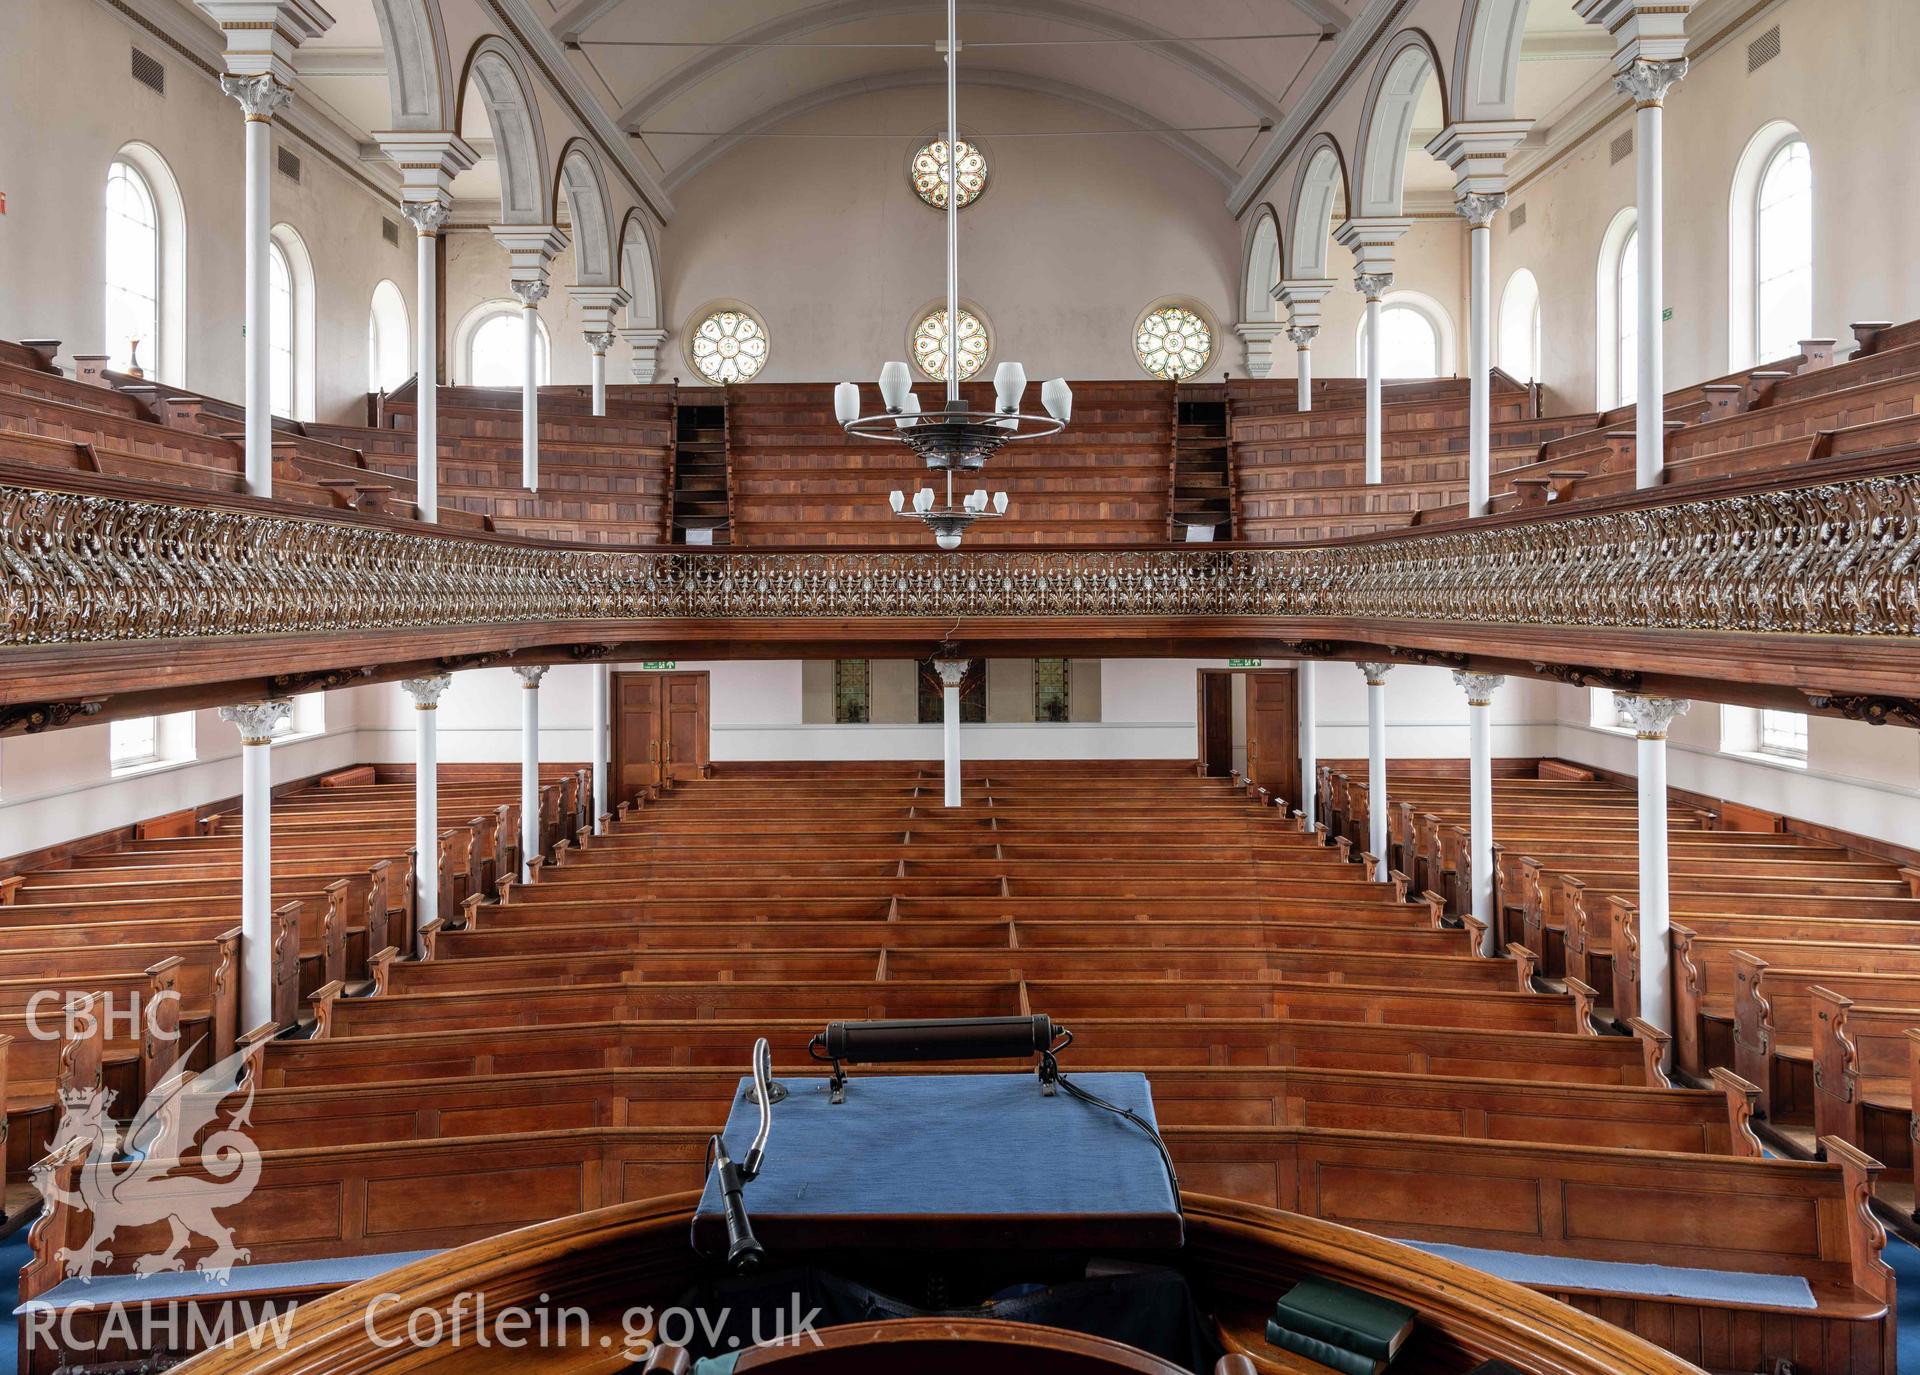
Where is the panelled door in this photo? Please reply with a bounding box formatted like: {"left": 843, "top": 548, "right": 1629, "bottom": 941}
{"left": 611, "top": 671, "right": 710, "bottom": 799}
{"left": 1244, "top": 670, "right": 1300, "bottom": 812}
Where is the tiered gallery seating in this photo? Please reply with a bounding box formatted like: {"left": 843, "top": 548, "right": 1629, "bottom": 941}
{"left": 10, "top": 760, "right": 1908, "bottom": 1375}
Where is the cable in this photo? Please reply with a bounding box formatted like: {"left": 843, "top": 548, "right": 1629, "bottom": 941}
{"left": 636, "top": 124, "right": 1268, "bottom": 138}
{"left": 1040, "top": 1048, "right": 1183, "bottom": 1219}
{"left": 577, "top": 33, "right": 1327, "bottom": 49}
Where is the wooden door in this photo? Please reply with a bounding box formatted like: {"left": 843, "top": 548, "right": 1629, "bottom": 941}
{"left": 612, "top": 672, "right": 663, "bottom": 802}
{"left": 661, "top": 672, "right": 710, "bottom": 782}
{"left": 1245, "top": 670, "right": 1300, "bottom": 811}
{"left": 1195, "top": 671, "right": 1234, "bottom": 777}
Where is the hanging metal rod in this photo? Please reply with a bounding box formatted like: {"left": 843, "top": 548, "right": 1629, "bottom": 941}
{"left": 574, "top": 32, "right": 1327, "bottom": 48}
{"left": 633, "top": 123, "right": 1269, "bottom": 137}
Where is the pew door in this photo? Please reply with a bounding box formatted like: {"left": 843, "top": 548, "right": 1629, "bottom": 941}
{"left": 612, "top": 672, "right": 664, "bottom": 800}
{"left": 1244, "top": 670, "right": 1300, "bottom": 811}
{"left": 661, "top": 672, "right": 711, "bottom": 782}
{"left": 1195, "top": 671, "right": 1234, "bottom": 777}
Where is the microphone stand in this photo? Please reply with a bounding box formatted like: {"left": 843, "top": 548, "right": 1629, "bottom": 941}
{"left": 709, "top": 1037, "right": 774, "bottom": 1274}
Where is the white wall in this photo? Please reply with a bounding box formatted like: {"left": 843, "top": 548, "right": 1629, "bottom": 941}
{"left": 1496, "top": 0, "right": 1920, "bottom": 412}
{"left": 0, "top": 0, "right": 417, "bottom": 423}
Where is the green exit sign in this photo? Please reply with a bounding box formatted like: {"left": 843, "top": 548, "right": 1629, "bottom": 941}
{"left": 1229, "top": 658, "right": 1263, "bottom": 668}
{"left": 1662, "top": 307, "right": 1674, "bottom": 323}
{"left": 640, "top": 660, "right": 677, "bottom": 671}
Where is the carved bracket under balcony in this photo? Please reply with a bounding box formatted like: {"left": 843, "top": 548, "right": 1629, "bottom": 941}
{"left": 1531, "top": 662, "right": 1646, "bottom": 691}
{"left": 0, "top": 700, "right": 106, "bottom": 734}
{"left": 1805, "top": 693, "right": 1920, "bottom": 728}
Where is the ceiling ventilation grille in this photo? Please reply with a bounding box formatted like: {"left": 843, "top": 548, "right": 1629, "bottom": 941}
{"left": 382, "top": 217, "right": 401, "bottom": 246}
{"left": 131, "top": 47, "right": 165, "bottom": 95}
{"left": 1508, "top": 201, "right": 1527, "bottom": 232}
{"left": 1747, "top": 24, "right": 1782, "bottom": 72}
{"left": 277, "top": 147, "right": 302, "bottom": 183}
{"left": 1610, "top": 128, "right": 1634, "bottom": 165}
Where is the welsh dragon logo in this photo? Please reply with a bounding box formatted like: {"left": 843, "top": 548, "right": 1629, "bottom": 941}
{"left": 32, "top": 1043, "right": 261, "bottom": 1281}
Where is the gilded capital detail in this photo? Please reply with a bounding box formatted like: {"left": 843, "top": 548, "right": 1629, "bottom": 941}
{"left": 1614, "top": 58, "right": 1688, "bottom": 109}
{"left": 400, "top": 201, "right": 451, "bottom": 237}
{"left": 1614, "top": 693, "right": 1690, "bottom": 739}
{"left": 585, "top": 332, "right": 616, "bottom": 355}
{"left": 1455, "top": 193, "right": 1507, "bottom": 230}
{"left": 1354, "top": 273, "right": 1393, "bottom": 303}
{"left": 219, "top": 699, "right": 291, "bottom": 745}
{"left": 512, "top": 665, "right": 550, "bottom": 689}
{"left": 933, "top": 658, "right": 971, "bottom": 689}
{"left": 219, "top": 73, "right": 292, "bottom": 121}
{"left": 401, "top": 674, "right": 452, "bottom": 709}
{"left": 1287, "top": 326, "right": 1318, "bottom": 348}
{"left": 1358, "top": 662, "right": 1394, "bottom": 687}
{"left": 510, "top": 279, "right": 550, "bottom": 307}
{"left": 1453, "top": 671, "right": 1506, "bottom": 705}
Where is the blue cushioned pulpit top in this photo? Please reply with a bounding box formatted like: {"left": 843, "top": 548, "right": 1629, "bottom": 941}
{"left": 694, "top": 1072, "right": 1178, "bottom": 1246}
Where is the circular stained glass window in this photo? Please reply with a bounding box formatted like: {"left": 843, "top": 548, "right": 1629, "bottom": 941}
{"left": 688, "top": 308, "right": 768, "bottom": 383}
{"left": 910, "top": 139, "right": 988, "bottom": 210}
{"left": 1134, "top": 304, "right": 1214, "bottom": 381}
{"left": 911, "top": 305, "right": 990, "bottom": 381}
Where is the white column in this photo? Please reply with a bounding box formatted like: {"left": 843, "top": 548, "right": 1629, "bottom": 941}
{"left": 220, "top": 77, "right": 290, "bottom": 499}
{"left": 591, "top": 662, "right": 610, "bottom": 832}
{"left": 1357, "top": 662, "right": 1392, "bottom": 880}
{"left": 1297, "top": 660, "right": 1318, "bottom": 828}
{"left": 401, "top": 675, "right": 451, "bottom": 934}
{"left": 1459, "top": 198, "right": 1502, "bottom": 517}
{"left": 934, "top": 658, "right": 969, "bottom": 808}
{"left": 513, "top": 666, "right": 548, "bottom": 876}
{"left": 1619, "top": 62, "right": 1688, "bottom": 488}
{"left": 402, "top": 204, "right": 448, "bottom": 521}
{"left": 515, "top": 282, "right": 546, "bottom": 491}
{"left": 219, "top": 700, "right": 290, "bottom": 1032}
{"left": 1289, "top": 326, "right": 1317, "bottom": 412}
{"left": 1617, "top": 695, "right": 1690, "bottom": 1031}
{"left": 1357, "top": 278, "right": 1391, "bottom": 484}
{"left": 588, "top": 332, "right": 613, "bottom": 416}
{"left": 1454, "top": 672, "right": 1505, "bottom": 951}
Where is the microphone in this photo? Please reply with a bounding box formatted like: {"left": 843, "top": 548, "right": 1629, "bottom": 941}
{"left": 705, "top": 1038, "right": 775, "bottom": 1273}
{"left": 819, "top": 1015, "right": 1056, "bottom": 1065}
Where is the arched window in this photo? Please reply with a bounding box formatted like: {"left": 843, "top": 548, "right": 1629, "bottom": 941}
{"left": 1616, "top": 227, "right": 1639, "bottom": 406}
{"left": 1754, "top": 139, "right": 1813, "bottom": 362}
{"left": 1355, "top": 295, "right": 1451, "bottom": 379}
{"left": 367, "top": 279, "right": 411, "bottom": 393}
{"left": 1594, "top": 208, "right": 1638, "bottom": 408}
{"left": 104, "top": 160, "right": 160, "bottom": 376}
{"left": 1497, "top": 269, "right": 1542, "bottom": 382}
{"left": 464, "top": 304, "right": 551, "bottom": 387}
{"left": 268, "top": 224, "right": 315, "bottom": 420}
{"left": 1730, "top": 123, "right": 1812, "bottom": 368}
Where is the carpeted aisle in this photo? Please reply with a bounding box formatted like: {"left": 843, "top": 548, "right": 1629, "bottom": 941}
{"left": 1889, "top": 1235, "right": 1920, "bottom": 1375}
{"left": 0, "top": 1221, "right": 32, "bottom": 1375}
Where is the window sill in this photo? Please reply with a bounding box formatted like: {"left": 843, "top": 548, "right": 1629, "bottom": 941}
{"left": 110, "top": 755, "right": 194, "bottom": 780}
{"left": 1719, "top": 746, "right": 1808, "bottom": 771}
{"left": 270, "top": 729, "right": 326, "bottom": 747}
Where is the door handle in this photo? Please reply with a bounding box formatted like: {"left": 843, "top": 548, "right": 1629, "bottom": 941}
{"left": 649, "top": 741, "right": 659, "bottom": 762}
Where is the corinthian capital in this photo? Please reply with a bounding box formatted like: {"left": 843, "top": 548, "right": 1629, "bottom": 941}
{"left": 1614, "top": 58, "right": 1688, "bottom": 108}
{"left": 1614, "top": 693, "right": 1690, "bottom": 739}
{"left": 512, "top": 665, "right": 550, "bottom": 689}
{"left": 932, "top": 658, "right": 971, "bottom": 689}
{"left": 585, "top": 332, "right": 616, "bottom": 355}
{"left": 1354, "top": 273, "right": 1393, "bottom": 303}
{"left": 510, "top": 278, "right": 551, "bottom": 308}
{"left": 220, "top": 699, "right": 291, "bottom": 745}
{"left": 1454, "top": 192, "right": 1507, "bottom": 230}
{"left": 401, "top": 674, "right": 452, "bottom": 709}
{"left": 400, "top": 201, "right": 451, "bottom": 237}
{"left": 219, "top": 73, "right": 292, "bottom": 121}
{"left": 1286, "top": 325, "right": 1319, "bottom": 348}
{"left": 1452, "top": 670, "right": 1506, "bottom": 705}
{"left": 1357, "top": 661, "right": 1394, "bottom": 686}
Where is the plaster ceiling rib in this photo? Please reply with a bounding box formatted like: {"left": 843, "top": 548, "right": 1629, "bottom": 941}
{"left": 1286, "top": 0, "right": 1350, "bottom": 34}
{"left": 655, "top": 67, "right": 1241, "bottom": 192}
{"left": 612, "top": 0, "right": 1287, "bottom": 132}
{"left": 550, "top": 0, "right": 628, "bottom": 44}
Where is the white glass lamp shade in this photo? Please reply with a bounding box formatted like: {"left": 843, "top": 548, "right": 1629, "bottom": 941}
{"left": 1041, "top": 377, "right": 1072, "bottom": 423}
{"left": 894, "top": 393, "right": 922, "bottom": 430}
{"left": 965, "top": 489, "right": 986, "bottom": 512}
{"left": 993, "top": 361, "right": 1027, "bottom": 413}
{"left": 889, "top": 490, "right": 906, "bottom": 513}
{"left": 936, "top": 531, "right": 962, "bottom": 550}
{"left": 914, "top": 487, "right": 935, "bottom": 513}
{"left": 878, "top": 361, "right": 913, "bottom": 411}
{"left": 992, "top": 491, "right": 1009, "bottom": 514}
{"left": 834, "top": 382, "right": 861, "bottom": 425}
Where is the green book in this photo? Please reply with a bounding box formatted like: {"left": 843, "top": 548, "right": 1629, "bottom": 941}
{"left": 1272, "top": 1278, "right": 1417, "bottom": 1363}
{"left": 1263, "top": 1319, "right": 1384, "bottom": 1375}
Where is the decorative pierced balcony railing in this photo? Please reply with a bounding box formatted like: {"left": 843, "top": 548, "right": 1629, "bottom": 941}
{"left": 2, "top": 474, "right": 1917, "bottom": 646}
